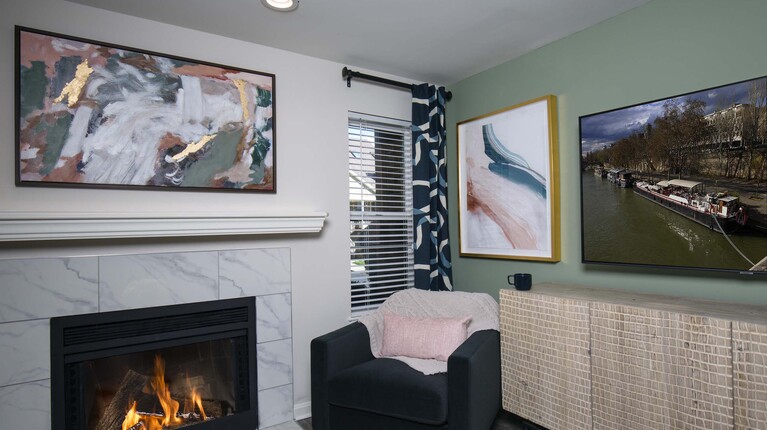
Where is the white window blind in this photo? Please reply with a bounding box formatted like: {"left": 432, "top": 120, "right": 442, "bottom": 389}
{"left": 349, "top": 113, "right": 414, "bottom": 315}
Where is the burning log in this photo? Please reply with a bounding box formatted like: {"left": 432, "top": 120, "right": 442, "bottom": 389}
{"left": 96, "top": 357, "right": 223, "bottom": 430}
{"left": 131, "top": 388, "right": 222, "bottom": 420}
{"left": 199, "top": 400, "right": 222, "bottom": 418}
{"left": 169, "top": 375, "right": 211, "bottom": 400}
{"left": 95, "top": 370, "right": 149, "bottom": 430}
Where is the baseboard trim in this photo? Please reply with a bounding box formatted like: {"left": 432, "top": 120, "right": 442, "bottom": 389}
{"left": 294, "top": 401, "right": 311, "bottom": 421}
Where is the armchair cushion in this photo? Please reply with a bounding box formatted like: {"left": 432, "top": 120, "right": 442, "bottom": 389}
{"left": 381, "top": 313, "right": 470, "bottom": 361}
{"left": 327, "top": 357, "right": 449, "bottom": 425}
{"left": 359, "top": 289, "right": 499, "bottom": 375}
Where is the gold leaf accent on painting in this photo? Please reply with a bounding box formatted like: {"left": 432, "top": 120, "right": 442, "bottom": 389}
{"left": 53, "top": 60, "right": 94, "bottom": 107}
{"left": 172, "top": 134, "right": 216, "bottom": 162}
{"left": 233, "top": 79, "right": 250, "bottom": 121}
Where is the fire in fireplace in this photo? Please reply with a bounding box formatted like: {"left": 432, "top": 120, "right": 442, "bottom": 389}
{"left": 50, "top": 298, "right": 258, "bottom": 430}
{"left": 87, "top": 342, "right": 231, "bottom": 430}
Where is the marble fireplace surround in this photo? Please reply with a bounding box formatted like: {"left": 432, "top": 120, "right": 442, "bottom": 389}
{"left": 0, "top": 247, "right": 295, "bottom": 429}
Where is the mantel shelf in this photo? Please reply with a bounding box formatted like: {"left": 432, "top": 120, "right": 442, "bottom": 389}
{"left": 0, "top": 211, "right": 328, "bottom": 242}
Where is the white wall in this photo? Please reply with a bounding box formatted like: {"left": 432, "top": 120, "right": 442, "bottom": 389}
{"left": 1, "top": 0, "right": 414, "bottom": 416}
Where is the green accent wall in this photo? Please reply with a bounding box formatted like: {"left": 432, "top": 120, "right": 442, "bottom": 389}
{"left": 447, "top": 0, "right": 767, "bottom": 304}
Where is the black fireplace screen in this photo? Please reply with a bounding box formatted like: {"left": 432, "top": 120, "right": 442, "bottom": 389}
{"left": 51, "top": 298, "right": 258, "bottom": 430}
{"left": 83, "top": 338, "right": 239, "bottom": 430}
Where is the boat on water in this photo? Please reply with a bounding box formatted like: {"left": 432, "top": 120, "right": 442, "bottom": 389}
{"left": 617, "top": 171, "right": 634, "bottom": 188}
{"left": 606, "top": 168, "right": 634, "bottom": 188}
{"left": 633, "top": 179, "right": 748, "bottom": 234}
{"left": 593, "top": 166, "right": 607, "bottom": 178}
{"left": 606, "top": 168, "right": 620, "bottom": 183}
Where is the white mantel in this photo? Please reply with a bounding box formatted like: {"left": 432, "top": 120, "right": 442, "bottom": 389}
{"left": 0, "top": 211, "right": 328, "bottom": 242}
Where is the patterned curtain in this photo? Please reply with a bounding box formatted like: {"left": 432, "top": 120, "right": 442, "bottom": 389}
{"left": 412, "top": 83, "right": 453, "bottom": 291}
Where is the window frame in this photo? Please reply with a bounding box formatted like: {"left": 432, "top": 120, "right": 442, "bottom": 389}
{"left": 348, "top": 112, "right": 414, "bottom": 316}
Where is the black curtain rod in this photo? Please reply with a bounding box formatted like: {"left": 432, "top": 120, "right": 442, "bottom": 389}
{"left": 342, "top": 67, "right": 452, "bottom": 101}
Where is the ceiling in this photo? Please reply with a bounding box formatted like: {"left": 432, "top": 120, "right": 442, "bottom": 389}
{"left": 65, "top": 0, "right": 651, "bottom": 85}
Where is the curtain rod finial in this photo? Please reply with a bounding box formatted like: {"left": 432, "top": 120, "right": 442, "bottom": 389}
{"left": 342, "top": 67, "right": 352, "bottom": 87}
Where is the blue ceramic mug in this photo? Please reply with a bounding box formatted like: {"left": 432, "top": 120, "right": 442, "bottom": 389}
{"left": 508, "top": 273, "right": 532, "bottom": 290}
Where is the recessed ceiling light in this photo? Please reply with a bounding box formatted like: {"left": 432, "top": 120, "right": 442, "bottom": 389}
{"left": 261, "top": 0, "right": 299, "bottom": 12}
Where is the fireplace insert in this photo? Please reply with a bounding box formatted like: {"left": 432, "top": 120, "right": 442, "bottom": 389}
{"left": 50, "top": 298, "right": 258, "bottom": 430}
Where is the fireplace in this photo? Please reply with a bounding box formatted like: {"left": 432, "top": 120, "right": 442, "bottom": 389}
{"left": 50, "top": 298, "right": 258, "bottom": 430}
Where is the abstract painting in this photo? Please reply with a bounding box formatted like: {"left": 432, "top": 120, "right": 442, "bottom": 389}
{"left": 456, "top": 95, "right": 560, "bottom": 261}
{"left": 16, "top": 26, "right": 275, "bottom": 192}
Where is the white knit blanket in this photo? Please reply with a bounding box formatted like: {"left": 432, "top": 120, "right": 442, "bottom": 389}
{"left": 358, "top": 289, "right": 499, "bottom": 375}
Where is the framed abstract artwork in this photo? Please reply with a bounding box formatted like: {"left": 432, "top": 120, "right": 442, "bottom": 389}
{"left": 457, "top": 95, "right": 560, "bottom": 261}
{"left": 16, "top": 26, "right": 276, "bottom": 192}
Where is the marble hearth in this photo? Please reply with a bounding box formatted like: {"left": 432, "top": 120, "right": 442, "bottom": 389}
{"left": 0, "top": 247, "right": 294, "bottom": 429}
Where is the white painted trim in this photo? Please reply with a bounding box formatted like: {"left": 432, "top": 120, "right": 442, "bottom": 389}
{"left": 293, "top": 401, "right": 311, "bottom": 421}
{"left": 0, "top": 211, "right": 328, "bottom": 242}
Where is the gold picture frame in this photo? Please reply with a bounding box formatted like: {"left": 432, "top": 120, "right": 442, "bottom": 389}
{"left": 456, "top": 95, "right": 560, "bottom": 262}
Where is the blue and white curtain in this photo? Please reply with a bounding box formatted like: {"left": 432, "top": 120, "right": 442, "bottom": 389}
{"left": 412, "top": 83, "right": 453, "bottom": 291}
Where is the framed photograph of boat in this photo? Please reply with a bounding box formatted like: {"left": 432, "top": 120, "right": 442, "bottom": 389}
{"left": 456, "top": 95, "right": 560, "bottom": 262}
{"left": 580, "top": 76, "right": 767, "bottom": 275}
{"left": 16, "top": 26, "right": 276, "bottom": 192}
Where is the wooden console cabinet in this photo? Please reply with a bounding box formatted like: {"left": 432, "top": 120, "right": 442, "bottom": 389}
{"left": 500, "top": 284, "right": 767, "bottom": 430}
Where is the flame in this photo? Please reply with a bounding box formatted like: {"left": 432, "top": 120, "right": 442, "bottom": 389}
{"left": 150, "top": 355, "right": 183, "bottom": 427}
{"left": 183, "top": 371, "right": 207, "bottom": 421}
{"left": 190, "top": 387, "right": 207, "bottom": 421}
{"left": 121, "top": 355, "right": 209, "bottom": 430}
{"left": 122, "top": 401, "right": 163, "bottom": 430}
{"left": 122, "top": 402, "right": 140, "bottom": 430}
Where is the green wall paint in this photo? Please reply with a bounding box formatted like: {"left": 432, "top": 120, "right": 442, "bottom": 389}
{"left": 447, "top": 0, "right": 767, "bottom": 304}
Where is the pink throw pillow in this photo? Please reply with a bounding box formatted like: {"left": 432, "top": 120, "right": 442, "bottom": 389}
{"left": 380, "top": 313, "right": 471, "bottom": 361}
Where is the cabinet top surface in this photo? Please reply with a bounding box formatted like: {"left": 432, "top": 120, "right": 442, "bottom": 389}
{"left": 501, "top": 283, "right": 767, "bottom": 325}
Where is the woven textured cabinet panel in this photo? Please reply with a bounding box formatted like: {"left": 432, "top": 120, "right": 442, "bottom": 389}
{"left": 500, "top": 289, "right": 592, "bottom": 430}
{"left": 733, "top": 322, "right": 767, "bottom": 429}
{"left": 501, "top": 284, "right": 767, "bottom": 430}
{"left": 591, "top": 303, "right": 733, "bottom": 430}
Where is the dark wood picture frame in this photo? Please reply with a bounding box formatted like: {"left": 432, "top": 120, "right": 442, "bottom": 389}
{"left": 16, "top": 26, "right": 276, "bottom": 193}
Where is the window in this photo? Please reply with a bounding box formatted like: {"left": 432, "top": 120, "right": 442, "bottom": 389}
{"left": 349, "top": 113, "right": 414, "bottom": 315}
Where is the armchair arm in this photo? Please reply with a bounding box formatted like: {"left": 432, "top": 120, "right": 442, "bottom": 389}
{"left": 447, "top": 329, "right": 501, "bottom": 430}
{"left": 311, "top": 322, "right": 374, "bottom": 430}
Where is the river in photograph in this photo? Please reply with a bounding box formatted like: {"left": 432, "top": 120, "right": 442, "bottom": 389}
{"left": 581, "top": 172, "right": 766, "bottom": 272}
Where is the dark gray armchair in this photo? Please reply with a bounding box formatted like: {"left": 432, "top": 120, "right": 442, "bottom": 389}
{"left": 311, "top": 322, "right": 500, "bottom": 430}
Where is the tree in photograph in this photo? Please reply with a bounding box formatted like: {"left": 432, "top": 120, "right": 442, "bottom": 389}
{"left": 741, "top": 79, "right": 767, "bottom": 181}
{"left": 582, "top": 150, "right": 600, "bottom": 167}
{"left": 637, "top": 123, "right": 658, "bottom": 176}
{"left": 677, "top": 99, "right": 708, "bottom": 175}
{"left": 649, "top": 102, "right": 677, "bottom": 179}
{"left": 596, "top": 144, "right": 612, "bottom": 167}
{"left": 651, "top": 99, "right": 708, "bottom": 179}
{"left": 610, "top": 136, "right": 635, "bottom": 169}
